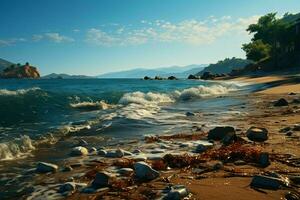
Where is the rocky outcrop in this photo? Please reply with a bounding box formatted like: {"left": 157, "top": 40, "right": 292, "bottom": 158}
{"left": 0, "top": 63, "right": 40, "bottom": 79}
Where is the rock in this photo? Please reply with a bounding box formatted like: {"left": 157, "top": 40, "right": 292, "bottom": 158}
{"left": 258, "top": 152, "right": 270, "bottom": 167}
{"left": 62, "top": 166, "right": 73, "bottom": 172}
{"left": 274, "top": 98, "right": 289, "bottom": 107}
{"left": 0, "top": 63, "right": 40, "bottom": 79}
{"left": 117, "top": 168, "right": 134, "bottom": 176}
{"left": 155, "top": 76, "right": 164, "bottom": 80}
{"left": 286, "top": 131, "right": 294, "bottom": 136}
{"left": 167, "top": 76, "right": 177, "bottom": 80}
{"left": 285, "top": 192, "right": 300, "bottom": 200}
{"left": 208, "top": 126, "right": 236, "bottom": 141}
{"left": 134, "top": 161, "right": 160, "bottom": 180}
{"left": 78, "top": 139, "right": 88, "bottom": 146}
{"left": 187, "top": 74, "right": 198, "bottom": 79}
{"left": 280, "top": 127, "right": 292, "bottom": 133}
{"left": 92, "top": 172, "right": 115, "bottom": 188}
{"left": 289, "top": 92, "right": 297, "bottom": 95}
{"left": 246, "top": 127, "right": 268, "bottom": 142}
{"left": 293, "top": 124, "right": 300, "bottom": 131}
{"left": 234, "top": 160, "right": 246, "bottom": 166}
{"left": 106, "top": 149, "right": 124, "bottom": 158}
{"left": 98, "top": 150, "right": 107, "bottom": 156}
{"left": 221, "top": 132, "right": 237, "bottom": 145}
{"left": 150, "top": 149, "right": 165, "bottom": 154}
{"left": 89, "top": 147, "right": 97, "bottom": 154}
{"left": 58, "top": 182, "right": 76, "bottom": 193}
{"left": 144, "top": 76, "right": 151, "bottom": 80}
{"left": 250, "top": 175, "right": 286, "bottom": 190}
{"left": 71, "top": 146, "right": 89, "bottom": 156}
{"left": 292, "top": 99, "right": 300, "bottom": 104}
{"left": 201, "top": 71, "right": 215, "bottom": 80}
{"left": 185, "top": 111, "right": 195, "bottom": 116}
{"left": 36, "top": 162, "right": 58, "bottom": 173}
{"left": 132, "top": 149, "right": 142, "bottom": 154}
{"left": 194, "top": 144, "right": 207, "bottom": 153}
{"left": 163, "top": 185, "right": 189, "bottom": 200}
{"left": 211, "top": 161, "right": 223, "bottom": 170}
{"left": 132, "top": 155, "right": 147, "bottom": 162}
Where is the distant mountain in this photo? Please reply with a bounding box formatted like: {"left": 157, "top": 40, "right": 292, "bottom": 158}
{"left": 42, "top": 73, "right": 93, "bottom": 79}
{"left": 0, "top": 58, "right": 15, "bottom": 72}
{"left": 196, "top": 57, "right": 252, "bottom": 76}
{"left": 97, "top": 64, "right": 207, "bottom": 78}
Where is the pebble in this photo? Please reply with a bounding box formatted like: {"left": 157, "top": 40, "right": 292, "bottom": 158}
{"left": 286, "top": 131, "right": 294, "bottom": 136}
{"left": 134, "top": 161, "right": 160, "bottom": 180}
{"left": 106, "top": 149, "right": 124, "bottom": 158}
{"left": 36, "top": 162, "right": 58, "bottom": 173}
{"left": 246, "top": 127, "right": 268, "bottom": 142}
{"left": 92, "top": 172, "right": 115, "bottom": 188}
{"left": 89, "top": 147, "right": 97, "bottom": 154}
{"left": 163, "top": 185, "right": 189, "bottom": 200}
{"left": 250, "top": 175, "right": 287, "bottom": 190}
{"left": 274, "top": 98, "right": 289, "bottom": 107}
{"left": 132, "top": 155, "right": 147, "bottom": 161}
{"left": 117, "top": 168, "right": 134, "bottom": 176}
{"left": 58, "top": 182, "right": 76, "bottom": 193}
{"left": 185, "top": 112, "right": 195, "bottom": 116}
{"left": 98, "top": 150, "right": 107, "bottom": 156}
{"left": 194, "top": 144, "right": 207, "bottom": 153}
{"left": 208, "top": 126, "right": 236, "bottom": 141}
{"left": 62, "top": 166, "right": 73, "bottom": 172}
{"left": 132, "top": 149, "right": 142, "bottom": 154}
{"left": 71, "top": 146, "right": 89, "bottom": 156}
{"left": 258, "top": 152, "right": 270, "bottom": 168}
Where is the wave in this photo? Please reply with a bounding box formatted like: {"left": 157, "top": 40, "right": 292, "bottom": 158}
{"left": 0, "top": 135, "right": 35, "bottom": 160}
{"left": 0, "top": 87, "right": 41, "bottom": 96}
{"left": 70, "top": 100, "right": 113, "bottom": 110}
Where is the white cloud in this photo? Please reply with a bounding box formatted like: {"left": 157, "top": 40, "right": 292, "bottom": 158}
{"left": 0, "top": 38, "right": 26, "bottom": 47}
{"left": 44, "top": 33, "right": 74, "bottom": 43}
{"left": 32, "top": 34, "right": 44, "bottom": 42}
{"left": 85, "top": 15, "right": 259, "bottom": 47}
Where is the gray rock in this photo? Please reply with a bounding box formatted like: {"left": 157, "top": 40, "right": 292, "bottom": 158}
{"left": 36, "top": 162, "right": 58, "bottom": 173}
{"left": 71, "top": 146, "right": 89, "bottom": 156}
{"left": 194, "top": 144, "right": 207, "bottom": 153}
{"left": 250, "top": 175, "right": 286, "bottom": 190}
{"left": 208, "top": 126, "right": 236, "bottom": 141}
{"left": 163, "top": 185, "right": 189, "bottom": 200}
{"left": 98, "top": 150, "right": 107, "bottom": 156}
{"left": 258, "top": 152, "right": 270, "bottom": 167}
{"left": 58, "top": 182, "right": 76, "bottom": 193}
{"left": 106, "top": 149, "right": 124, "bottom": 158}
{"left": 286, "top": 131, "right": 294, "bottom": 136}
{"left": 134, "top": 161, "right": 160, "bottom": 180}
{"left": 89, "top": 147, "right": 97, "bottom": 154}
{"left": 92, "top": 172, "right": 115, "bottom": 188}
{"left": 117, "top": 168, "right": 134, "bottom": 176}
{"left": 246, "top": 127, "right": 268, "bottom": 142}
{"left": 274, "top": 98, "right": 289, "bottom": 107}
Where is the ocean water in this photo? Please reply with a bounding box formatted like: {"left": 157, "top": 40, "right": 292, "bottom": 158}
{"left": 0, "top": 78, "right": 250, "bottom": 198}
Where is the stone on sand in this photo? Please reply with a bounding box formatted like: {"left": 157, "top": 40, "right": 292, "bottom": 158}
{"left": 92, "top": 172, "right": 115, "bottom": 188}
{"left": 71, "top": 146, "right": 89, "bottom": 156}
{"left": 134, "top": 161, "right": 160, "bottom": 180}
{"left": 208, "top": 126, "right": 236, "bottom": 141}
{"left": 36, "top": 162, "right": 58, "bottom": 173}
{"left": 246, "top": 127, "right": 268, "bottom": 142}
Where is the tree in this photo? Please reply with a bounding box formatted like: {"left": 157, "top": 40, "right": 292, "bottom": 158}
{"left": 242, "top": 40, "right": 271, "bottom": 62}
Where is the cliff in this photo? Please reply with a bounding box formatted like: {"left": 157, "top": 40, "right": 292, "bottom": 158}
{"left": 0, "top": 63, "right": 40, "bottom": 79}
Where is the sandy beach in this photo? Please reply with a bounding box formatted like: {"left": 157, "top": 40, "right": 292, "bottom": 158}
{"left": 18, "top": 75, "right": 300, "bottom": 200}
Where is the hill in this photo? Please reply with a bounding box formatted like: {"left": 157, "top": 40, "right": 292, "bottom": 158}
{"left": 97, "top": 64, "right": 207, "bottom": 78}
{"left": 0, "top": 58, "right": 15, "bottom": 72}
{"left": 196, "top": 57, "right": 252, "bottom": 76}
{"left": 42, "top": 73, "right": 93, "bottom": 79}
{"left": 0, "top": 62, "right": 40, "bottom": 79}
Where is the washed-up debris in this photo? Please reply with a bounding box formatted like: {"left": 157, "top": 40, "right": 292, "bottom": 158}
{"left": 145, "top": 132, "right": 206, "bottom": 143}
{"left": 246, "top": 127, "right": 268, "bottom": 142}
{"left": 164, "top": 154, "right": 205, "bottom": 168}
{"left": 36, "top": 162, "right": 58, "bottom": 173}
{"left": 250, "top": 174, "right": 289, "bottom": 190}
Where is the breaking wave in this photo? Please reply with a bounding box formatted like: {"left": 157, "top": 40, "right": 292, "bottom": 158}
{"left": 70, "top": 100, "right": 113, "bottom": 110}
{"left": 0, "top": 135, "right": 35, "bottom": 160}
{"left": 0, "top": 87, "right": 41, "bottom": 96}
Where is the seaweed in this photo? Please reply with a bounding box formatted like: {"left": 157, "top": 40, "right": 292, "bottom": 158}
{"left": 145, "top": 132, "right": 206, "bottom": 143}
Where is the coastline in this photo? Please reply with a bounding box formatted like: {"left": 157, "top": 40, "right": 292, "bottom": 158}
{"left": 14, "top": 75, "right": 300, "bottom": 200}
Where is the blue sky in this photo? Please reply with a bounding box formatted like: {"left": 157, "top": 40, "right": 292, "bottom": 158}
{"left": 0, "top": 0, "right": 299, "bottom": 75}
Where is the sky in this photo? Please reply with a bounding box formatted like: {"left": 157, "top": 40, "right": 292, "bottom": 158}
{"left": 0, "top": 0, "right": 299, "bottom": 76}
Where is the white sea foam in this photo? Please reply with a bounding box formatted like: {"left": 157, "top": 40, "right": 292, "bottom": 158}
{"left": 70, "top": 100, "right": 112, "bottom": 110}
{"left": 119, "top": 91, "right": 174, "bottom": 105}
{"left": 0, "top": 87, "right": 41, "bottom": 96}
{"left": 0, "top": 135, "right": 35, "bottom": 160}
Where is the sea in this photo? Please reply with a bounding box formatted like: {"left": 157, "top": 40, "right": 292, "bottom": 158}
{"left": 0, "top": 78, "right": 253, "bottom": 199}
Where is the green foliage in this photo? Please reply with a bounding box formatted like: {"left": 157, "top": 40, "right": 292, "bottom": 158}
{"left": 242, "top": 40, "right": 271, "bottom": 62}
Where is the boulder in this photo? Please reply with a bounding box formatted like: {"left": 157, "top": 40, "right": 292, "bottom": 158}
{"left": 274, "top": 98, "right": 289, "bottom": 107}
{"left": 163, "top": 185, "right": 189, "bottom": 200}
{"left": 134, "top": 161, "right": 160, "bottom": 180}
{"left": 208, "top": 126, "right": 236, "bottom": 141}
{"left": 250, "top": 175, "right": 288, "bottom": 190}
{"left": 187, "top": 74, "right": 198, "bottom": 79}
{"left": 167, "top": 76, "right": 177, "bottom": 80}
{"left": 58, "top": 182, "right": 76, "bottom": 193}
{"left": 36, "top": 162, "right": 58, "bottom": 173}
{"left": 92, "top": 172, "right": 115, "bottom": 188}
{"left": 71, "top": 146, "right": 89, "bottom": 156}
{"left": 246, "top": 127, "right": 268, "bottom": 142}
